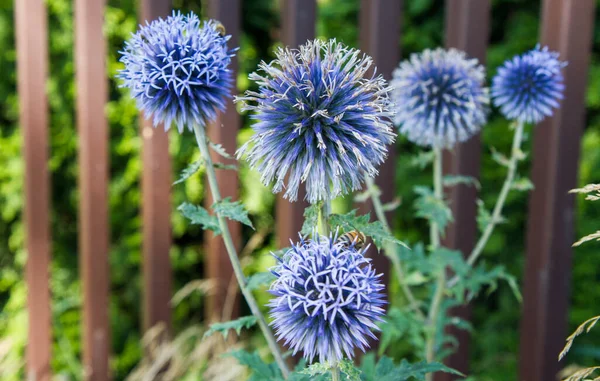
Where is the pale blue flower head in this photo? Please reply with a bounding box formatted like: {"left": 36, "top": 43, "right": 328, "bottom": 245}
{"left": 391, "top": 48, "right": 490, "bottom": 148}
{"left": 236, "top": 39, "right": 396, "bottom": 204}
{"left": 118, "top": 11, "right": 235, "bottom": 132}
{"left": 268, "top": 232, "right": 386, "bottom": 364}
{"left": 492, "top": 45, "right": 566, "bottom": 123}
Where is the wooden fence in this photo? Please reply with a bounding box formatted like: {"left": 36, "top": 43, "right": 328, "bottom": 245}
{"left": 14, "top": 0, "right": 595, "bottom": 380}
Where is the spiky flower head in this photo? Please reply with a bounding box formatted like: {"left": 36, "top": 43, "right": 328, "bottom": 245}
{"left": 492, "top": 45, "right": 566, "bottom": 124}
{"left": 236, "top": 39, "right": 396, "bottom": 204}
{"left": 118, "top": 11, "right": 235, "bottom": 133}
{"left": 391, "top": 48, "right": 490, "bottom": 148}
{"left": 268, "top": 232, "right": 386, "bottom": 364}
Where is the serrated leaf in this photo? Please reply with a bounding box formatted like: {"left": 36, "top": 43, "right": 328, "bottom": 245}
{"left": 360, "top": 356, "right": 462, "bottom": 381}
{"left": 413, "top": 186, "right": 453, "bottom": 233}
{"left": 210, "top": 141, "right": 233, "bottom": 159}
{"left": 382, "top": 197, "right": 402, "bottom": 212}
{"left": 475, "top": 199, "right": 505, "bottom": 233}
{"left": 442, "top": 175, "right": 480, "bottom": 190}
{"left": 491, "top": 147, "right": 510, "bottom": 167}
{"left": 328, "top": 210, "right": 408, "bottom": 250}
{"left": 300, "top": 363, "right": 330, "bottom": 377}
{"left": 301, "top": 204, "right": 320, "bottom": 236}
{"left": 339, "top": 359, "right": 362, "bottom": 381}
{"left": 410, "top": 151, "right": 435, "bottom": 169}
{"left": 378, "top": 307, "right": 425, "bottom": 356}
{"left": 173, "top": 160, "right": 203, "bottom": 185}
{"left": 448, "top": 263, "right": 522, "bottom": 303}
{"left": 178, "top": 202, "right": 221, "bottom": 235}
{"left": 511, "top": 177, "right": 534, "bottom": 191}
{"left": 204, "top": 316, "right": 257, "bottom": 339}
{"left": 213, "top": 162, "right": 238, "bottom": 171}
{"left": 213, "top": 197, "right": 254, "bottom": 229}
{"left": 228, "top": 350, "right": 283, "bottom": 381}
{"left": 246, "top": 271, "right": 276, "bottom": 291}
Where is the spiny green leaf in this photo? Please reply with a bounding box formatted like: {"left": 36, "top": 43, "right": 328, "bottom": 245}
{"left": 490, "top": 147, "right": 510, "bottom": 167}
{"left": 178, "top": 202, "right": 220, "bottom": 235}
{"left": 511, "top": 176, "right": 534, "bottom": 191}
{"left": 173, "top": 160, "right": 202, "bottom": 185}
{"left": 210, "top": 141, "right": 233, "bottom": 159}
{"left": 361, "top": 356, "right": 463, "bottom": 381}
{"left": 246, "top": 271, "right": 276, "bottom": 291}
{"left": 227, "top": 350, "right": 283, "bottom": 381}
{"left": 213, "top": 162, "right": 238, "bottom": 171}
{"left": 378, "top": 307, "right": 425, "bottom": 356}
{"left": 339, "top": 359, "right": 362, "bottom": 381}
{"left": 301, "top": 204, "right": 320, "bottom": 236}
{"left": 213, "top": 197, "right": 254, "bottom": 229}
{"left": 413, "top": 186, "right": 453, "bottom": 233}
{"left": 410, "top": 151, "right": 435, "bottom": 169}
{"left": 442, "top": 175, "right": 480, "bottom": 190}
{"left": 448, "top": 264, "right": 522, "bottom": 303}
{"left": 300, "top": 363, "right": 330, "bottom": 377}
{"left": 328, "top": 210, "right": 408, "bottom": 250}
{"left": 204, "top": 316, "right": 257, "bottom": 339}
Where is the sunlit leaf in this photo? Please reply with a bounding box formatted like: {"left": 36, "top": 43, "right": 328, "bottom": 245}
{"left": 204, "top": 316, "right": 257, "bottom": 339}
{"left": 178, "top": 202, "right": 221, "bottom": 235}
{"left": 213, "top": 197, "right": 254, "bottom": 229}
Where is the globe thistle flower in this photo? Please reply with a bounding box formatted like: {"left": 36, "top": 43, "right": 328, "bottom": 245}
{"left": 236, "top": 39, "right": 396, "bottom": 203}
{"left": 268, "top": 232, "right": 386, "bottom": 364}
{"left": 492, "top": 45, "right": 566, "bottom": 124}
{"left": 391, "top": 48, "right": 490, "bottom": 148}
{"left": 118, "top": 11, "right": 235, "bottom": 133}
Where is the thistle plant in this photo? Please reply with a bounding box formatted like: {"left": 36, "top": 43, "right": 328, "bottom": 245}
{"left": 118, "top": 11, "right": 290, "bottom": 377}
{"left": 269, "top": 232, "right": 385, "bottom": 366}
{"left": 352, "top": 45, "right": 567, "bottom": 380}
{"left": 236, "top": 39, "right": 396, "bottom": 204}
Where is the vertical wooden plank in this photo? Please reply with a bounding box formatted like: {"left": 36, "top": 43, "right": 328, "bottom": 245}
{"left": 139, "top": 0, "right": 173, "bottom": 334}
{"left": 519, "top": 1, "right": 595, "bottom": 380}
{"left": 438, "top": 1, "right": 490, "bottom": 379}
{"left": 358, "top": 0, "right": 402, "bottom": 294}
{"left": 277, "top": 0, "right": 315, "bottom": 249}
{"left": 75, "top": 0, "right": 111, "bottom": 379}
{"left": 15, "top": 0, "right": 52, "bottom": 380}
{"left": 205, "top": 0, "right": 241, "bottom": 322}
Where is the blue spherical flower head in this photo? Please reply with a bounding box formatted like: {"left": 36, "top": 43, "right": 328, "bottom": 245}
{"left": 236, "top": 39, "right": 396, "bottom": 204}
{"left": 492, "top": 45, "right": 566, "bottom": 124}
{"left": 391, "top": 48, "right": 490, "bottom": 148}
{"left": 268, "top": 232, "right": 386, "bottom": 364}
{"left": 118, "top": 11, "right": 235, "bottom": 133}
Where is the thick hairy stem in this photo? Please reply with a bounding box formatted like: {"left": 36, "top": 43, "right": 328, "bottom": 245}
{"left": 192, "top": 124, "right": 290, "bottom": 378}
{"left": 447, "top": 120, "right": 525, "bottom": 288}
{"left": 365, "top": 176, "right": 425, "bottom": 319}
{"left": 425, "top": 147, "right": 444, "bottom": 372}
{"left": 331, "top": 362, "right": 341, "bottom": 381}
{"left": 318, "top": 200, "right": 331, "bottom": 236}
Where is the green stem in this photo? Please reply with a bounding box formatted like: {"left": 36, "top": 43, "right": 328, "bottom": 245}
{"left": 365, "top": 176, "right": 424, "bottom": 319}
{"left": 192, "top": 124, "right": 289, "bottom": 379}
{"left": 318, "top": 200, "right": 331, "bottom": 236}
{"left": 425, "top": 147, "right": 444, "bottom": 371}
{"left": 331, "top": 362, "right": 341, "bottom": 381}
{"left": 447, "top": 120, "right": 525, "bottom": 288}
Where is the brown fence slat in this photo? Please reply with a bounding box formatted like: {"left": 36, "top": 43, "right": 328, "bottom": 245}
{"left": 519, "top": 1, "right": 595, "bottom": 380}
{"left": 15, "top": 0, "right": 52, "bottom": 379}
{"left": 205, "top": 0, "right": 242, "bottom": 322}
{"left": 358, "top": 0, "right": 402, "bottom": 293}
{"left": 277, "top": 0, "right": 315, "bottom": 249}
{"left": 75, "top": 0, "right": 111, "bottom": 379}
{"left": 438, "top": 1, "right": 491, "bottom": 379}
{"left": 139, "top": 0, "right": 173, "bottom": 334}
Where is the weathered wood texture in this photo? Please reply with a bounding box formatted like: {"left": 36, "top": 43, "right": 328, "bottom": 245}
{"left": 519, "top": 1, "right": 595, "bottom": 380}
{"left": 15, "top": 0, "right": 52, "bottom": 379}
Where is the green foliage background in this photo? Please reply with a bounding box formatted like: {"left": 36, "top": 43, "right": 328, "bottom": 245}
{"left": 1, "top": 0, "right": 600, "bottom": 379}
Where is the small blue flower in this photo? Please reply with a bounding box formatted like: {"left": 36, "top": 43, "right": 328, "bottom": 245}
{"left": 492, "top": 45, "right": 566, "bottom": 123}
{"left": 118, "top": 11, "right": 235, "bottom": 132}
{"left": 391, "top": 48, "right": 489, "bottom": 148}
{"left": 268, "top": 232, "right": 386, "bottom": 364}
{"left": 236, "top": 39, "right": 396, "bottom": 203}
